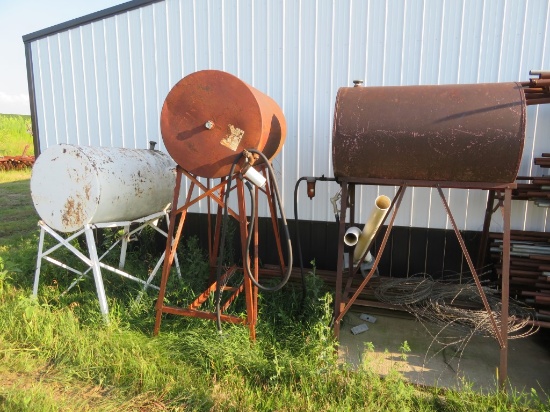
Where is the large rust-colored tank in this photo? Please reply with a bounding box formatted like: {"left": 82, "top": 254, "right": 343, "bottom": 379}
{"left": 332, "top": 82, "right": 526, "bottom": 183}
{"left": 161, "top": 70, "right": 286, "bottom": 178}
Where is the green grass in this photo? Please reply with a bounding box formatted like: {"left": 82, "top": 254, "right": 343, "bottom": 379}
{"left": 0, "top": 113, "right": 33, "bottom": 157}
{"left": 0, "top": 169, "right": 548, "bottom": 411}
{"left": 0, "top": 170, "right": 38, "bottom": 247}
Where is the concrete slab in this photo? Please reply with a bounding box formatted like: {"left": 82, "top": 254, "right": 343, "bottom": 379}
{"left": 338, "top": 310, "right": 550, "bottom": 397}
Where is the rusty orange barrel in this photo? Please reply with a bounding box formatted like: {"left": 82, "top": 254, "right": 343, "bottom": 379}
{"left": 161, "top": 70, "right": 286, "bottom": 178}
{"left": 332, "top": 82, "right": 526, "bottom": 183}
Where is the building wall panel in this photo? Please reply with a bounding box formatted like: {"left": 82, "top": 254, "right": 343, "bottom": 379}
{"left": 37, "top": 38, "right": 57, "bottom": 148}
{"left": 55, "top": 32, "right": 73, "bottom": 144}
{"left": 66, "top": 30, "right": 83, "bottom": 146}
{"left": 25, "top": 0, "right": 550, "bottom": 232}
{"left": 104, "top": 18, "right": 123, "bottom": 148}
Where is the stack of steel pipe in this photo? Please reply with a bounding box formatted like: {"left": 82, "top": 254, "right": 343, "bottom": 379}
{"left": 490, "top": 231, "right": 550, "bottom": 327}
{"left": 533, "top": 153, "right": 550, "bottom": 168}
{"left": 499, "top": 176, "right": 550, "bottom": 207}
{"left": 521, "top": 70, "right": 550, "bottom": 106}
{"left": 493, "top": 154, "right": 550, "bottom": 207}
{"left": 488, "top": 151, "right": 550, "bottom": 327}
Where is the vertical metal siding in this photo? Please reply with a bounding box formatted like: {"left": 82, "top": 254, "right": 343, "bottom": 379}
{"left": 26, "top": 0, "right": 550, "bottom": 231}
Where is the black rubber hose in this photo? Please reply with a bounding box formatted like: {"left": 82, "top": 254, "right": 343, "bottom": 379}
{"left": 216, "top": 150, "right": 298, "bottom": 330}
{"left": 243, "top": 149, "right": 293, "bottom": 292}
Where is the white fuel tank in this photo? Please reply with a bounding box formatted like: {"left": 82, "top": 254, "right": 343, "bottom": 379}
{"left": 31, "top": 144, "right": 176, "bottom": 233}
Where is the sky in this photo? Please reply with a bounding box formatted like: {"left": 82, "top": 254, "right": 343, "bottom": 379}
{"left": 0, "top": 0, "right": 126, "bottom": 115}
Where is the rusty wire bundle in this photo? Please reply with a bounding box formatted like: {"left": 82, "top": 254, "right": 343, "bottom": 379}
{"left": 374, "top": 273, "right": 434, "bottom": 305}
{"left": 374, "top": 270, "right": 539, "bottom": 375}
{"left": 410, "top": 282, "right": 538, "bottom": 340}
{"left": 374, "top": 271, "right": 539, "bottom": 340}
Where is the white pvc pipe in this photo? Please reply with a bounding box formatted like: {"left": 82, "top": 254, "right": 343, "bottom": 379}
{"left": 352, "top": 195, "right": 391, "bottom": 265}
{"left": 243, "top": 166, "right": 267, "bottom": 188}
{"left": 344, "top": 226, "right": 362, "bottom": 246}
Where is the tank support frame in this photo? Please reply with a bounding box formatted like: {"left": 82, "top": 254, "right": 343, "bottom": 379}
{"left": 333, "top": 177, "right": 515, "bottom": 388}
{"left": 32, "top": 207, "right": 181, "bottom": 319}
{"left": 153, "top": 165, "right": 286, "bottom": 340}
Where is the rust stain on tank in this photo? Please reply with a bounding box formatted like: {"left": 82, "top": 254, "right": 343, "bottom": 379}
{"left": 84, "top": 184, "right": 91, "bottom": 201}
{"left": 61, "top": 197, "right": 84, "bottom": 229}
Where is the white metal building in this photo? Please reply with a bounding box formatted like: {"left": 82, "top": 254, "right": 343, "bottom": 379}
{"left": 24, "top": 0, "right": 550, "bottom": 272}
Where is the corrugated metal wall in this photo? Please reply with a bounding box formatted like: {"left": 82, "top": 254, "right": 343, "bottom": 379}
{"left": 25, "top": 0, "right": 550, "bottom": 232}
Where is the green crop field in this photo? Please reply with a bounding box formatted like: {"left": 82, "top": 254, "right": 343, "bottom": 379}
{"left": 0, "top": 113, "right": 33, "bottom": 157}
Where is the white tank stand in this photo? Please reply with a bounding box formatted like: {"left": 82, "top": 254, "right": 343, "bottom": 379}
{"left": 32, "top": 206, "right": 181, "bottom": 318}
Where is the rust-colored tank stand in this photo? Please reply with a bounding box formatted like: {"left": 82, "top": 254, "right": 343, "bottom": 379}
{"left": 153, "top": 165, "right": 286, "bottom": 340}
{"left": 332, "top": 177, "right": 514, "bottom": 389}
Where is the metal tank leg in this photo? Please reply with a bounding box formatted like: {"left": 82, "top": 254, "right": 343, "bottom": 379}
{"left": 154, "top": 167, "right": 184, "bottom": 335}
{"left": 499, "top": 187, "right": 512, "bottom": 389}
{"left": 236, "top": 178, "right": 257, "bottom": 339}
{"left": 164, "top": 210, "right": 182, "bottom": 279}
{"left": 84, "top": 224, "right": 109, "bottom": 320}
{"left": 33, "top": 222, "right": 89, "bottom": 296}
{"left": 119, "top": 224, "right": 130, "bottom": 269}
{"left": 437, "top": 186, "right": 504, "bottom": 348}
{"left": 154, "top": 167, "right": 269, "bottom": 340}
{"left": 32, "top": 223, "right": 46, "bottom": 297}
{"left": 264, "top": 168, "right": 286, "bottom": 274}
{"left": 436, "top": 185, "right": 511, "bottom": 388}
{"left": 333, "top": 182, "right": 349, "bottom": 338}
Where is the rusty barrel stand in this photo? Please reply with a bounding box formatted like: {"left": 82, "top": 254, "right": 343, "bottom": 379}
{"left": 332, "top": 177, "right": 514, "bottom": 388}
{"left": 153, "top": 165, "right": 285, "bottom": 340}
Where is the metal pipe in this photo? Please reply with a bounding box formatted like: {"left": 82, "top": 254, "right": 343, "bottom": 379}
{"left": 352, "top": 195, "right": 391, "bottom": 264}
{"left": 527, "top": 98, "right": 550, "bottom": 105}
{"left": 530, "top": 78, "right": 550, "bottom": 86}
{"left": 525, "top": 93, "right": 550, "bottom": 99}
{"left": 529, "top": 70, "right": 550, "bottom": 78}
{"left": 523, "top": 88, "right": 547, "bottom": 93}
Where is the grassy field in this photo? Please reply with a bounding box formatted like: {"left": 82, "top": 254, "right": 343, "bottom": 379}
{"left": 0, "top": 113, "right": 33, "bottom": 157}
{"left": 0, "top": 170, "right": 37, "bottom": 246}
{"left": 0, "top": 168, "right": 548, "bottom": 411}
